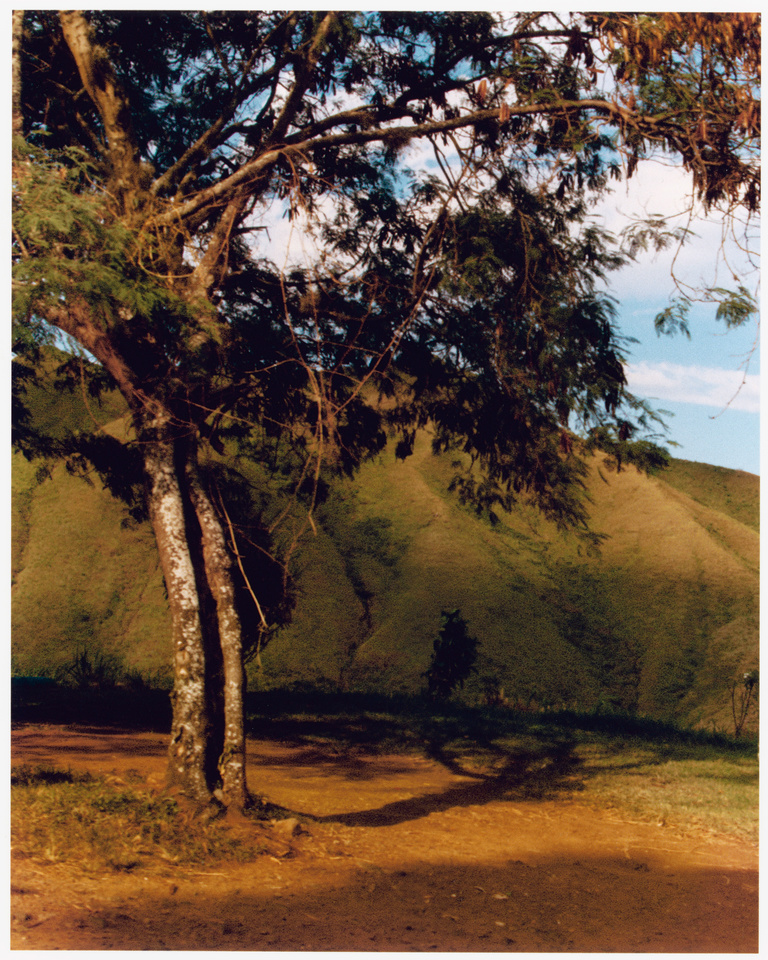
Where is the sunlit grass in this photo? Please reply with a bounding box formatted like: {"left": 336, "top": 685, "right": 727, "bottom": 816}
{"left": 574, "top": 745, "right": 759, "bottom": 842}
{"left": 11, "top": 765, "right": 266, "bottom": 873}
{"left": 464, "top": 726, "right": 757, "bottom": 842}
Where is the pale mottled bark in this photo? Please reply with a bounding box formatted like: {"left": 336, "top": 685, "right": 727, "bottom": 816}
{"left": 12, "top": 12, "right": 24, "bottom": 140}
{"left": 185, "top": 453, "right": 248, "bottom": 810}
{"left": 141, "top": 417, "right": 210, "bottom": 802}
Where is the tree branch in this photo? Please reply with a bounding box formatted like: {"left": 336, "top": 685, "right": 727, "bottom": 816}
{"left": 156, "top": 96, "right": 668, "bottom": 227}
{"left": 58, "top": 11, "right": 141, "bottom": 202}
{"left": 267, "top": 12, "right": 338, "bottom": 146}
{"left": 31, "top": 297, "right": 145, "bottom": 414}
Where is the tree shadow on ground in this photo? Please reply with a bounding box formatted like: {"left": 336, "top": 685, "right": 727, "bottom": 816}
{"left": 296, "top": 738, "right": 582, "bottom": 828}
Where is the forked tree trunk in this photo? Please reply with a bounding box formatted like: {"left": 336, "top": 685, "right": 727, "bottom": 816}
{"left": 141, "top": 415, "right": 211, "bottom": 803}
{"left": 185, "top": 452, "right": 249, "bottom": 810}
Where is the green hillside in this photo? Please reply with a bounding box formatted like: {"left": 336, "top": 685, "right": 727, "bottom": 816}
{"left": 261, "top": 433, "right": 758, "bottom": 728}
{"left": 11, "top": 369, "right": 759, "bottom": 731}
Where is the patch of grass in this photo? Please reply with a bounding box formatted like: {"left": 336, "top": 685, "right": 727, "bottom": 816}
{"left": 662, "top": 458, "right": 759, "bottom": 531}
{"left": 574, "top": 743, "right": 759, "bottom": 842}
{"left": 10, "top": 765, "right": 266, "bottom": 872}
{"left": 11, "top": 764, "right": 93, "bottom": 787}
{"left": 498, "top": 719, "right": 757, "bottom": 842}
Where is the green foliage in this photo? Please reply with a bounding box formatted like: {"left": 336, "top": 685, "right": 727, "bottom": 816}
{"left": 423, "top": 610, "right": 480, "bottom": 699}
{"left": 16, "top": 10, "right": 722, "bottom": 531}
{"left": 12, "top": 140, "right": 215, "bottom": 437}
{"left": 654, "top": 286, "right": 757, "bottom": 339}
{"left": 13, "top": 144, "right": 157, "bottom": 326}
{"left": 711, "top": 286, "right": 758, "bottom": 328}
{"left": 654, "top": 298, "right": 691, "bottom": 338}
{"left": 620, "top": 216, "right": 693, "bottom": 260}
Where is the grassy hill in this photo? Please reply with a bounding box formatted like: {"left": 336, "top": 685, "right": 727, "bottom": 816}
{"left": 262, "top": 434, "right": 758, "bottom": 727}
{"left": 11, "top": 365, "right": 759, "bottom": 733}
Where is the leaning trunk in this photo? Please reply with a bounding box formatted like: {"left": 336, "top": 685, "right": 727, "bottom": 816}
{"left": 184, "top": 451, "right": 249, "bottom": 810}
{"left": 141, "top": 414, "right": 211, "bottom": 803}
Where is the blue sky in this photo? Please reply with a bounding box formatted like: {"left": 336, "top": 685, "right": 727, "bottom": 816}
{"left": 594, "top": 162, "right": 760, "bottom": 475}
{"left": 266, "top": 109, "right": 760, "bottom": 476}
{"left": 619, "top": 293, "right": 759, "bottom": 475}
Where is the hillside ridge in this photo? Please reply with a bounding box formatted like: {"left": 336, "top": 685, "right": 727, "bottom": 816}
{"left": 11, "top": 386, "right": 758, "bottom": 730}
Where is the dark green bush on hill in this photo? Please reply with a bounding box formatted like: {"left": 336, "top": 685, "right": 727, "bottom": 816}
{"left": 424, "top": 610, "right": 480, "bottom": 700}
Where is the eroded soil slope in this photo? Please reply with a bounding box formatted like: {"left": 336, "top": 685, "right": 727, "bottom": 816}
{"left": 11, "top": 724, "right": 758, "bottom": 952}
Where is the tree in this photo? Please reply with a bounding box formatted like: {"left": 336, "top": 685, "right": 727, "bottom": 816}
{"left": 12, "top": 12, "right": 760, "bottom": 812}
{"left": 730, "top": 669, "right": 759, "bottom": 738}
{"left": 424, "top": 610, "right": 480, "bottom": 700}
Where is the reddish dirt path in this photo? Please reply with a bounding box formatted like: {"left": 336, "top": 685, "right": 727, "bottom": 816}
{"left": 11, "top": 724, "right": 758, "bottom": 952}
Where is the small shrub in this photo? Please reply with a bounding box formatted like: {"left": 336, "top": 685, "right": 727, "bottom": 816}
{"left": 423, "top": 609, "right": 479, "bottom": 699}
{"left": 730, "top": 669, "right": 759, "bottom": 738}
{"left": 55, "top": 644, "right": 123, "bottom": 688}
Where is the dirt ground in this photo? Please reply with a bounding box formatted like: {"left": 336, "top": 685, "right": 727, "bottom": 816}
{"left": 11, "top": 723, "right": 758, "bottom": 952}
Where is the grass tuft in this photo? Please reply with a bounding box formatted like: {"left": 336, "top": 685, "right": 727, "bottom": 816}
{"left": 11, "top": 765, "right": 267, "bottom": 872}
{"left": 11, "top": 764, "right": 93, "bottom": 787}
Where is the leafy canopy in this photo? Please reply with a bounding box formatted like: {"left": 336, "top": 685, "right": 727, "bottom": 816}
{"left": 12, "top": 12, "right": 760, "bottom": 537}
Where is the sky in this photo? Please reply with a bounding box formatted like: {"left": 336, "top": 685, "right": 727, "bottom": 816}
{"left": 595, "top": 162, "right": 760, "bottom": 475}
{"left": 252, "top": 20, "right": 761, "bottom": 478}
{"left": 269, "top": 151, "right": 760, "bottom": 476}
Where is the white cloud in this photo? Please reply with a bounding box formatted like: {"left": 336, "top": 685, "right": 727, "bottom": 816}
{"left": 592, "top": 161, "right": 760, "bottom": 303}
{"left": 625, "top": 361, "right": 759, "bottom": 413}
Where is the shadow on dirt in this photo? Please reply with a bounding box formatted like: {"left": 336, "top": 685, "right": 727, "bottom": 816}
{"left": 15, "top": 845, "right": 757, "bottom": 952}
{"left": 305, "top": 740, "right": 582, "bottom": 827}
{"left": 12, "top": 682, "right": 754, "bottom": 831}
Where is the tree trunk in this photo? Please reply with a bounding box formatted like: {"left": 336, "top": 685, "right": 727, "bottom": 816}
{"left": 141, "top": 414, "right": 211, "bottom": 804}
{"left": 12, "top": 12, "right": 24, "bottom": 140}
{"left": 185, "top": 450, "right": 249, "bottom": 810}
